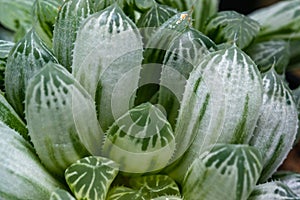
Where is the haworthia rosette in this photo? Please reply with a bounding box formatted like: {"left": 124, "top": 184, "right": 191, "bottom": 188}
{"left": 166, "top": 45, "right": 263, "bottom": 182}
{"left": 25, "top": 62, "right": 103, "bottom": 177}
{"left": 53, "top": 0, "right": 94, "bottom": 70}
{"left": 65, "top": 156, "right": 119, "bottom": 200}
{"left": 0, "top": 121, "right": 64, "bottom": 199}
{"left": 248, "top": 181, "right": 299, "bottom": 200}
{"left": 102, "top": 103, "right": 175, "bottom": 173}
{"left": 249, "top": 0, "right": 300, "bottom": 40}
{"left": 205, "top": 11, "right": 260, "bottom": 49}
{"left": 33, "top": 0, "right": 64, "bottom": 48}
{"left": 250, "top": 68, "right": 298, "bottom": 182}
{"left": 182, "top": 144, "right": 263, "bottom": 200}
{"left": 50, "top": 189, "right": 75, "bottom": 200}
{"left": 5, "top": 29, "right": 57, "bottom": 118}
{"left": 0, "top": 93, "right": 28, "bottom": 140}
{"left": 72, "top": 3, "right": 143, "bottom": 131}
{"left": 245, "top": 40, "right": 290, "bottom": 74}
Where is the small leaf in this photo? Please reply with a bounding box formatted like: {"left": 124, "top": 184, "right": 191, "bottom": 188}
{"left": 25, "top": 62, "right": 103, "bottom": 177}
{"left": 0, "top": 121, "right": 64, "bottom": 200}
{"left": 182, "top": 144, "right": 263, "bottom": 200}
{"left": 205, "top": 11, "right": 260, "bottom": 49}
{"left": 50, "top": 189, "right": 75, "bottom": 200}
{"left": 102, "top": 103, "right": 175, "bottom": 173}
{"left": 249, "top": 0, "right": 300, "bottom": 40}
{"left": 151, "top": 196, "right": 182, "bottom": 200}
{"left": 245, "top": 40, "right": 290, "bottom": 74}
{"left": 53, "top": 0, "right": 94, "bottom": 70}
{"left": 0, "top": 39, "right": 14, "bottom": 90}
{"left": 272, "top": 171, "right": 300, "bottom": 196}
{"left": 250, "top": 68, "right": 298, "bottom": 182}
{"left": 107, "top": 186, "right": 140, "bottom": 200}
{"left": 5, "top": 29, "right": 57, "bottom": 118}
{"left": 65, "top": 156, "right": 119, "bottom": 200}
{"left": 248, "top": 181, "right": 299, "bottom": 200}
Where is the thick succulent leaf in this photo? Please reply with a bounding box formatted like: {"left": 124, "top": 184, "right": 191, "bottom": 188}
{"left": 250, "top": 68, "right": 298, "bottom": 182}
{"left": 0, "top": 121, "right": 64, "bottom": 199}
{"left": 205, "top": 11, "right": 260, "bottom": 49}
{"left": 50, "top": 189, "right": 75, "bottom": 200}
{"left": 25, "top": 62, "right": 103, "bottom": 177}
{"left": 182, "top": 144, "right": 263, "bottom": 200}
{"left": 72, "top": 4, "right": 143, "bottom": 131}
{"left": 292, "top": 87, "right": 300, "bottom": 144}
{"left": 272, "top": 171, "right": 300, "bottom": 196}
{"left": 155, "top": 0, "right": 218, "bottom": 31}
{"left": 107, "top": 186, "right": 141, "bottom": 200}
{"left": 248, "top": 181, "right": 299, "bottom": 200}
{"left": 158, "top": 28, "right": 216, "bottom": 127}
{"left": 0, "top": 93, "right": 28, "bottom": 140}
{"left": 288, "top": 40, "right": 300, "bottom": 70}
{"left": 245, "top": 40, "right": 290, "bottom": 74}
{"left": 0, "top": 40, "right": 14, "bottom": 90}
{"left": 5, "top": 29, "right": 57, "bottom": 119}
{"left": 249, "top": 0, "right": 300, "bottom": 40}
{"left": 65, "top": 156, "right": 119, "bottom": 200}
{"left": 152, "top": 196, "right": 182, "bottom": 200}
{"left": 53, "top": 0, "right": 94, "bottom": 70}
{"left": 33, "top": 0, "right": 64, "bottom": 48}
{"left": 0, "top": 0, "right": 33, "bottom": 32}
{"left": 102, "top": 103, "right": 175, "bottom": 173}
{"left": 166, "top": 46, "right": 263, "bottom": 182}
{"left": 0, "top": 26, "right": 14, "bottom": 41}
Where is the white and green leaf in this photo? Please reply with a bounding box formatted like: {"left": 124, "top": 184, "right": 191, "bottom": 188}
{"left": 205, "top": 11, "right": 260, "bottom": 49}
{"left": 166, "top": 46, "right": 263, "bottom": 182}
{"left": 25, "top": 62, "right": 103, "bottom": 177}
{"left": 65, "top": 156, "right": 119, "bottom": 200}
{"left": 5, "top": 29, "right": 57, "bottom": 118}
{"left": 250, "top": 68, "right": 298, "bottom": 182}
{"left": 272, "top": 171, "right": 300, "bottom": 196}
{"left": 102, "top": 103, "right": 175, "bottom": 173}
{"left": 248, "top": 181, "right": 299, "bottom": 200}
{"left": 0, "top": 121, "right": 64, "bottom": 200}
{"left": 50, "top": 189, "right": 75, "bottom": 200}
{"left": 245, "top": 40, "right": 290, "bottom": 74}
{"left": 0, "top": 39, "right": 14, "bottom": 90}
{"left": 53, "top": 0, "right": 94, "bottom": 70}
{"left": 182, "top": 144, "right": 263, "bottom": 200}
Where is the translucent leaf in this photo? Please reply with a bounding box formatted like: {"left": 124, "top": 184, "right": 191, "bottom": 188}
{"left": 205, "top": 11, "right": 260, "bottom": 49}
{"left": 72, "top": 4, "right": 143, "bottom": 131}
{"left": 245, "top": 40, "right": 290, "bottom": 74}
{"left": 25, "top": 62, "right": 103, "bottom": 177}
{"left": 248, "top": 181, "right": 299, "bottom": 200}
{"left": 65, "top": 156, "right": 119, "bottom": 200}
{"left": 250, "top": 68, "right": 298, "bottom": 182}
{"left": 102, "top": 103, "right": 175, "bottom": 173}
{"left": 0, "top": 93, "right": 28, "bottom": 141}
{"left": 0, "top": 121, "right": 64, "bottom": 199}
{"left": 50, "top": 189, "right": 75, "bottom": 200}
{"left": 182, "top": 144, "right": 263, "bottom": 200}
{"left": 53, "top": 0, "right": 94, "bottom": 70}
{"left": 166, "top": 46, "right": 263, "bottom": 182}
{"left": 5, "top": 29, "right": 57, "bottom": 119}
{"left": 249, "top": 0, "right": 300, "bottom": 40}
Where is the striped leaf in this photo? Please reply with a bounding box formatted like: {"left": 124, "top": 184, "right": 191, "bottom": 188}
{"left": 0, "top": 93, "right": 28, "bottom": 141}
{"left": 72, "top": 4, "right": 143, "bottom": 131}
{"left": 158, "top": 28, "right": 216, "bottom": 127}
{"left": 166, "top": 46, "right": 263, "bottom": 182}
{"left": 249, "top": 0, "right": 300, "bottom": 40}
{"left": 5, "top": 29, "right": 57, "bottom": 119}
{"left": 0, "top": 121, "right": 64, "bottom": 199}
{"left": 53, "top": 0, "right": 94, "bottom": 70}
{"left": 25, "top": 62, "right": 103, "bottom": 177}
{"left": 65, "top": 156, "right": 119, "bottom": 200}
{"left": 33, "top": 0, "right": 64, "bottom": 48}
{"left": 272, "top": 171, "right": 300, "bottom": 196}
{"left": 182, "top": 144, "right": 263, "bottom": 200}
{"left": 245, "top": 40, "right": 290, "bottom": 74}
{"left": 107, "top": 175, "right": 180, "bottom": 200}
{"left": 0, "top": 40, "right": 14, "bottom": 90}
{"left": 292, "top": 86, "right": 300, "bottom": 144}
{"left": 205, "top": 11, "right": 260, "bottom": 49}
{"left": 249, "top": 68, "right": 298, "bottom": 182}
{"left": 248, "top": 181, "right": 299, "bottom": 200}
{"left": 50, "top": 189, "right": 75, "bottom": 200}
{"left": 102, "top": 103, "right": 175, "bottom": 173}
{"left": 93, "top": 0, "right": 124, "bottom": 12}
